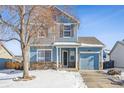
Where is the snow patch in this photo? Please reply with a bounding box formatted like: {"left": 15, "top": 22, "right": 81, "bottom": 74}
{"left": 0, "top": 69, "right": 87, "bottom": 88}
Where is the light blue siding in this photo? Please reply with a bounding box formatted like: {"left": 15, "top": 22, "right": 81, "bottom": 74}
{"left": 30, "top": 47, "right": 37, "bottom": 62}
{"left": 79, "top": 47, "right": 102, "bottom": 52}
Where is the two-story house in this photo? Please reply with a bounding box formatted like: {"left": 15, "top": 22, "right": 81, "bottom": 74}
{"left": 30, "top": 6, "right": 104, "bottom": 70}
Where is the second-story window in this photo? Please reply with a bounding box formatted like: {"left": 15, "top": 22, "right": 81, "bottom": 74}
{"left": 38, "top": 28, "right": 48, "bottom": 38}
{"left": 38, "top": 31, "right": 45, "bottom": 38}
{"left": 63, "top": 25, "right": 71, "bottom": 37}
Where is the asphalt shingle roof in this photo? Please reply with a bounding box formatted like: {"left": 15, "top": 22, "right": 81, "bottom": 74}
{"left": 78, "top": 37, "right": 104, "bottom": 45}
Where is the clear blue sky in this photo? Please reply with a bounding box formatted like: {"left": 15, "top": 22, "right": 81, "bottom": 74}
{"left": 4, "top": 5, "right": 124, "bottom": 55}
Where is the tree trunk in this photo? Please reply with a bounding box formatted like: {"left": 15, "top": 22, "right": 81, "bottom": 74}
{"left": 22, "top": 45, "right": 30, "bottom": 78}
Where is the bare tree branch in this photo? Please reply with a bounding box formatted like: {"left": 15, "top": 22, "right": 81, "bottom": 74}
{"left": 0, "top": 38, "right": 21, "bottom": 42}
{"left": 0, "top": 17, "right": 20, "bottom": 35}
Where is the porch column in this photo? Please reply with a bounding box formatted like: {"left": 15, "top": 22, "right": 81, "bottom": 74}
{"left": 76, "top": 47, "right": 78, "bottom": 70}
{"left": 100, "top": 48, "right": 104, "bottom": 70}
{"left": 60, "top": 48, "right": 61, "bottom": 67}
{"left": 101, "top": 49, "right": 104, "bottom": 62}
{"left": 56, "top": 47, "right": 59, "bottom": 68}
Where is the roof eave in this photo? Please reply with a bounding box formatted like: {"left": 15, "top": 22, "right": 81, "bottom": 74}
{"left": 80, "top": 43, "right": 105, "bottom": 48}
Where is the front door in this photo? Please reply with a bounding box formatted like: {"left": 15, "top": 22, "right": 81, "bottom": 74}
{"left": 63, "top": 51, "right": 68, "bottom": 67}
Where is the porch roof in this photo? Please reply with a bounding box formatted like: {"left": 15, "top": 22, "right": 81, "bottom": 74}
{"left": 80, "top": 43, "right": 104, "bottom": 47}
{"left": 78, "top": 37, "right": 105, "bottom": 47}
{"left": 78, "top": 37, "right": 104, "bottom": 45}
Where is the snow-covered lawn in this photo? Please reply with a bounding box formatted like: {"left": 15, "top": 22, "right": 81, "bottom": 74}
{"left": 0, "top": 69, "right": 87, "bottom": 88}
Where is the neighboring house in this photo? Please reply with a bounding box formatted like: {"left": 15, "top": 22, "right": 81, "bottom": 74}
{"left": 13, "top": 56, "right": 23, "bottom": 63}
{"left": 0, "top": 42, "right": 14, "bottom": 69}
{"left": 30, "top": 6, "right": 105, "bottom": 70}
{"left": 110, "top": 40, "right": 124, "bottom": 68}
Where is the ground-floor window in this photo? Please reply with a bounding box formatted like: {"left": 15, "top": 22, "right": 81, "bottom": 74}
{"left": 37, "top": 49, "right": 51, "bottom": 62}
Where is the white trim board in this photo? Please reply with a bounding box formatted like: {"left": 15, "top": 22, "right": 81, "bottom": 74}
{"left": 30, "top": 44, "right": 52, "bottom": 46}
{"left": 80, "top": 44, "right": 104, "bottom": 47}
{"left": 53, "top": 42, "right": 80, "bottom": 46}
{"left": 37, "top": 49, "right": 52, "bottom": 51}
{"left": 80, "top": 51, "right": 100, "bottom": 54}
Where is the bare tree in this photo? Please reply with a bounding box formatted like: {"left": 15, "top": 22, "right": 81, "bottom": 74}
{"left": 0, "top": 5, "right": 56, "bottom": 79}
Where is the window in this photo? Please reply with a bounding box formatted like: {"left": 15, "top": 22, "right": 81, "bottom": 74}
{"left": 37, "top": 50, "right": 51, "bottom": 62}
{"left": 38, "top": 31, "right": 46, "bottom": 38}
{"left": 38, "top": 31, "right": 45, "bottom": 38}
{"left": 38, "top": 50, "right": 45, "bottom": 62}
{"left": 63, "top": 25, "right": 71, "bottom": 37}
{"left": 45, "top": 51, "right": 51, "bottom": 61}
{"left": 70, "top": 51, "right": 75, "bottom": 62}
{"left": 38, "top": 28, "right": 48, "bottom": 38}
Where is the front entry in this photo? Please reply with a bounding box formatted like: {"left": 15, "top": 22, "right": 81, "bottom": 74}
{"left": 62, "top": 51, "right": 68, "bottom": 67}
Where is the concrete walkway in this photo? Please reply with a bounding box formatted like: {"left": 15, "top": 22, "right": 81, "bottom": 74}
{"left": 80, "top": 70, "right": 123, "bottom": 88}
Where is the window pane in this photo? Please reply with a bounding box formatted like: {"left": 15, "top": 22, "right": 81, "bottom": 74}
{"left": 45, "top": 51, "right": 51, "bottom": 62}
{"left": 64, "top": 25, "right": 71, "bottom": 30}
{"left": 64, "top": 31, "right": 70, "bottom": 37}
{"left": 39, "top": 31, "right": 45, "bottom": 37}
{"left": 38, "top": 50, "right": 45, "bottom": 62}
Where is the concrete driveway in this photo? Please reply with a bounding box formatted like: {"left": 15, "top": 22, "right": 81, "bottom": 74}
{"left": 80, "top": 70, "right": 123, "bottom": 88}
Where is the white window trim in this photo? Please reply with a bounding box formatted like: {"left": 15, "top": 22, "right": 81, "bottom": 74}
{"left": 63, "top": 24, "right": 72, "bottom": 38}
{"left": 37, "top": 49, "right": 52, "bottom": 62}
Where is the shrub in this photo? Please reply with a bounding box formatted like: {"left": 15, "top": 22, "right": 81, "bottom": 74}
{"left": 107, "top": 69, "right": 121, "bottom": 75}
{"left": 30, "top": 62, "right": 57, "bottom": 70}
{"left": 5, "top": 62, "right": 57, "bottom": 70}
{"left": 5, "top": 62, "right": 22, "bottom": 70}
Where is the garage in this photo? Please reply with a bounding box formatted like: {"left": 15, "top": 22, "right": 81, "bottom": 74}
{"left": 79, "top": 53, "right": 99, "bottom": 70}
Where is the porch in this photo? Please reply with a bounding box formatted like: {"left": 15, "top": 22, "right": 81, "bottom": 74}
{"left": 56, "top": 47, "right": 78, "bottom": 69}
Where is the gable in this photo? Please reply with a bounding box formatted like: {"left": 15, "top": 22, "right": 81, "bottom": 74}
{"left": 51, "top": 6, "right": 79, "bottom": 24}
{"left": 0, "top": 44, "right": 13, "bottom": 59}
{"left": 57, "top": 15, "right": 76, "bottom": 23}
{"left": 110, "top": 41, "right": 124, "bottom": 54}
